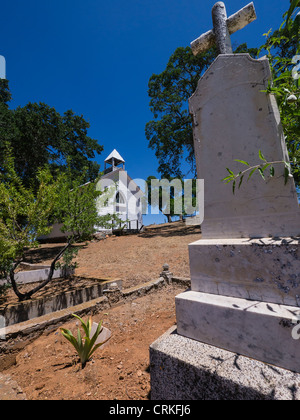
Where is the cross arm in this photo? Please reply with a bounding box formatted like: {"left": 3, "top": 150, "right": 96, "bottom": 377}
{"left": 191, "top": 2, "right": 257, "bottom": 56}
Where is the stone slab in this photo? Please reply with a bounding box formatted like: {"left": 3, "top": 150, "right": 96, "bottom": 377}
{"left": 0, "top": 277, "right": 180, "bottom": 345}
{"left": 189, "top": 54, "right": 300, "bottom": 239}
{"left": 0, "top": 296, "right": 109, "bottom": 342}
{"left": 150, "top": 326, "right": 300, "bottom": 400}
{"left": 1, "top": 279, "right": 122, "bottom": 327}
{"left": 189, "top": 237, "right": 300, "bottom": 306}
{"left": 0, "top": 374, "right": 27, "bottom": 400}
{"left": 176, "top": 290, "right": 300, "bottom": 374}
{"left": 91, "top": 323, "right": 112, "bottom": 349}
{"left": 0, "top": 268, "right": 63, "bottom": 286}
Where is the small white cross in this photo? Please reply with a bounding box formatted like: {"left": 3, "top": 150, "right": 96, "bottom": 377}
{"left": 191, "top": 2, "right": 257, "bottom": 56}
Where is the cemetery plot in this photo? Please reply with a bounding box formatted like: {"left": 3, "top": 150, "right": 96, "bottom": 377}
{"left": 0, "top": 276, "right": 121, "bottom": 327}
{"left": 1, "top": 283, "right": 185, "bottom": 400}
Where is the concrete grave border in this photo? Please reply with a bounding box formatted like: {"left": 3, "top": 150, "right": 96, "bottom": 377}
{"left": 0, "top": 276, "right": 190, "bottom": 372}
{"left": 1, "top": 277, "right": 123, "bottom": 327}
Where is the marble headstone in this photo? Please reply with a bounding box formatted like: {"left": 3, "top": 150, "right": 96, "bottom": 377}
{"left": 151, "top": 2, "right": 300, "bottom": 395}
{"left": 189, "top": 53, "right": 300, "bottom": 239}
{"left": 176, "top": 1, "right": 300, "bottom": 373}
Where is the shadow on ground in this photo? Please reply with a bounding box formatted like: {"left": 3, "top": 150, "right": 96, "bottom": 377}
{"left": 139, "top": 222, "right": 201, "bottom": 239}
{"left": 24, "top": 244, "right": 86, "bottom": 265}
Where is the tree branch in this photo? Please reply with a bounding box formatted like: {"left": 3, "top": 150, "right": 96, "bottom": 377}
{"left": 24, "top": 242, "right": 72, "bottom": 300}
{"left": 10, "top": 242, "right": 72, "bottom": 302}
{"left": 9, "top": 259, "right": 26, "bottom": 301}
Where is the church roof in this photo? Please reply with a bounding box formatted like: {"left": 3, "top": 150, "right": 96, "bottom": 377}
{"left": 104, "top": 149, "right": 125, "bottom": 165}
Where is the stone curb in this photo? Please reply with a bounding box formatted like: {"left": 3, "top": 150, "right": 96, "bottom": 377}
{"left": 0, "top": 277, "right": 190, "bottom": 364}
{"left": 0, "top": 276, "right": 190, "bottom": 399}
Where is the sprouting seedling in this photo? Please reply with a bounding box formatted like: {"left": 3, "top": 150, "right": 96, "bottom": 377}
{"left": 61, "top": 314, "right": 104, "bottom": 369}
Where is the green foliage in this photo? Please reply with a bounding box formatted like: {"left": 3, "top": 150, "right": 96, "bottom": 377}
{"left": 61, "top": 314, "right": 104, "bottom": 369}
{"left": 0, "top": 79, "right": 12, "bottom": 105}
{"left": 146, "top": 46, "right": 217, "bottom": 178}
{"left": 258, "top": 2, "right": 299, "bottom": 185}
{"left": 55, "top": 246, "right": 80, "bottom": 279}
{"left": 145, "top": 44, "right": 258, "bottom": 178}
{"left": 0, "top": 82, "right": 103, "bottom": 191}
{"left": 55, "top": 168, "right": 102, "bottom": 242}
{"left": 0, "top": 69, "right": 123, "bottom": 302}
{"left": 54, "top": 167, "right": 124, "bottom": 241}
{"left": 233, "top": 42, "right": 259, "bottom": 58}
{"left": 223, "top": 151, "right": 291, "bottom": 194}
{"left": 0, "top": 81, "right": 18, "bottom": 163}
{"left": 224, "top": 3, "right": 300, "bottom": 191}
{"left": 0, "top": 146, "right": 58, "bottom": 279}
{"left": 0, "top": 151, "right": 123, "bottom": 301}
{"left": 286, "top": 0, "right": 300, "bottom": 27}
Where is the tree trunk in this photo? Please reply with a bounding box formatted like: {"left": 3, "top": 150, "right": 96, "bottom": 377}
{"left": 167, "top": 215, "right": 172, "bottom": 223}
{"left": 9, "top": 260, "right": 25, "bottom": 301}
{"left": 10, "top": 242, "right": 72, "bottom": 302}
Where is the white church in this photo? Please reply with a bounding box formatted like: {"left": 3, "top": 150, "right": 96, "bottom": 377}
{"left": 96, "top": 149, "right": 144, "bottom": 232}
{"left": 40, "top": 149, "right": 144, "bottom": 241}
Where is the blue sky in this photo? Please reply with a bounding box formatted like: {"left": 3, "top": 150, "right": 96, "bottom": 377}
{"left": 0, "top": 0, "right": 289, "bottom": 224}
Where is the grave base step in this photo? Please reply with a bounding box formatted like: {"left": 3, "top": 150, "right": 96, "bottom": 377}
{"left": 150, "top": 326, "right": 300, "bottom": 400}
{"left": 176, "top": 290, "right": 300, "bottom": 374}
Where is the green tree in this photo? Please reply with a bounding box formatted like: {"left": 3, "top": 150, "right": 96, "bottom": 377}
{"left": 0, "top": 79, "right": 12, "bottom": 105}
{"left": 145, "top": 44, "right": 257, "bottom": 178}
{"left": 0, "top": 150, "right": 121, "bottom": 301}
{"left": 259, "top": 1, "right": 300, "bottom": 186}
{"left": 0, "top": 81, "right": 103, "bottom": 190}
{"left": 0, "top": 80, "right": 17, "bottom": 165}
{"left": 225, "top": 2, "right": 300, "bottom": 189}
{"left": 265, "top": 1, "right": 299, "bottom": 59}
{"left": 145, "top": 47, "right": 217, "bottom": 178}
{"left": 0, "top": 149, "right": 58, "bottom": 298}
{"left": 146, "top": 175, "right": 198, "bottom": 222}
{"left": 54, "top": 165, "right": 121, "bottom": 242}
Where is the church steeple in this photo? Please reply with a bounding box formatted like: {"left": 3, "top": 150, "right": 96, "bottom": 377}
{"left": 104, "top": 149, "right": 125, "bottom": 174}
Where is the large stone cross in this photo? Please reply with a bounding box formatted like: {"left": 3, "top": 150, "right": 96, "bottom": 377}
{"left": 191, "top": 2, "right": 257, "bottom": 55}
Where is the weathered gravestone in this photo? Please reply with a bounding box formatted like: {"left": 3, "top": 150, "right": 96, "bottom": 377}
{"left": 191, "top": 2, "right": 300, "bottom": 240}
{"left": 150, "top": 2, "right": 300, "bottom": 400}
{"left": 179, "top": 0, "right": 300, "bottom": 372}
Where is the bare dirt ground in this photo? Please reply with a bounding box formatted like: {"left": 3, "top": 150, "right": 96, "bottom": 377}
{"left": 25, "top": 222, "right": 201, "bottom": 289}
{"left": 0, "top": 222, "right": 201, "bottom": 400}
{"left": 4, "top": 284, "right": 185, "bottom": 400}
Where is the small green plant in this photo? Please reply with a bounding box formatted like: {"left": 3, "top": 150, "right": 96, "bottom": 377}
{"left": 223, "top": 150, "right": 291, "bottom": 194}
{"left": 61, "top": 314, "right": 104, "bottom": 369}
